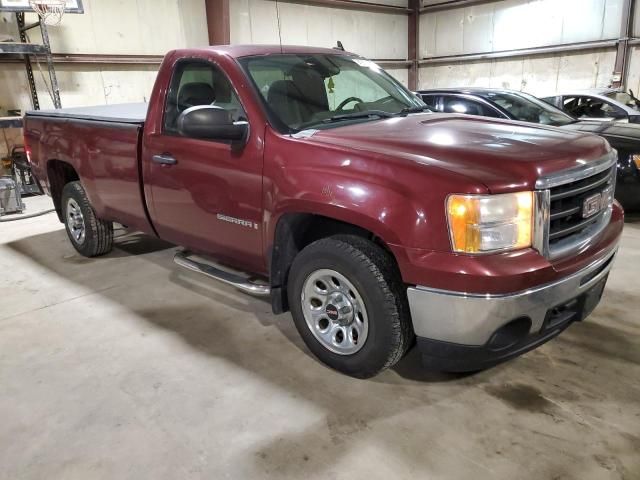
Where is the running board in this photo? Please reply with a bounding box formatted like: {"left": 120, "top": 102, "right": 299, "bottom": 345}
{"left": 173, "top": 250, "right": 271, "bottom": 297}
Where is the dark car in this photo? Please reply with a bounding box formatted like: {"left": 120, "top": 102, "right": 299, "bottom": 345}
{"left": 418, "top": 88, "right": 640, "bottom": 210}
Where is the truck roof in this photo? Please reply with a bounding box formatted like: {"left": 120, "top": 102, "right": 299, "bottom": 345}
{"left": 176, "top": 44, "right": 357, "bottom": 58}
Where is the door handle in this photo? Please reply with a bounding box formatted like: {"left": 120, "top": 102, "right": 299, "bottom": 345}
{"left": 152, "top": 154, "right": 177, "bottom": 166}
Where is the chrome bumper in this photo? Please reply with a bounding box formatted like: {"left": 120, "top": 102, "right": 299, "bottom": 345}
{"left": 406, "top": 247, "right": 618, "bottom": 346}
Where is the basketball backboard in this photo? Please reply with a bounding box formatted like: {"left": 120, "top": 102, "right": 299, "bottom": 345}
{"left": 0, "top": 0, "right": 83, "bottom": 13}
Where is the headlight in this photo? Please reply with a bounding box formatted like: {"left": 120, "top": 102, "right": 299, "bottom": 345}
{"left": 632, "top": 154, "right": 640, "bottom": 169}
{"left": 447, "top": 192, "right": 534, "bottom": 254}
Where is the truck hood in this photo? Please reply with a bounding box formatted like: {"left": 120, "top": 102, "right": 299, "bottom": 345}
{"left": 303, "top": 113, "right": 610, "bottom": 193}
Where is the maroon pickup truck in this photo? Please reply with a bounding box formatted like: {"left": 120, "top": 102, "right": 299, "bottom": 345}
{"left": 24, "top": 45, "right": 623, "bottom": 378}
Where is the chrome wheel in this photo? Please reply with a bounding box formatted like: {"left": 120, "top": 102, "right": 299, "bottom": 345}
{"left": 301, "top": 269, "right": 369, "bottom": 355}
{"left": 66, "top": 198, "right": 86, "bottom": 245}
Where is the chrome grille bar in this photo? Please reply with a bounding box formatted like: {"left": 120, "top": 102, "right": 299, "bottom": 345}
{"left": 533, "top": 151, "right": 617, "bottom": 260}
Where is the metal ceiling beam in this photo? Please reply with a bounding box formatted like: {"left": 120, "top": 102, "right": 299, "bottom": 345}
{"left": 0, "top": 53, "right": 164, "bottom": 64}
{"left": 420, "top": 0, "right": 495, "bottom": 13}
{"left": 0, "top": 54, "right": 411, "bottom": 67}
{"left": 205, "top": 0, "right": 230, "bottom": 45}
{"left": 419, "top": 40, "right": 618, "bottom": 64}
{"left": 408, "top": 0, "right": 419, "bottom": 90}
{"left": 612, "top": 0, "right": 635, "bottom": 88}
{"left": 267, "top": 0, "right": 411, "bottom": 14}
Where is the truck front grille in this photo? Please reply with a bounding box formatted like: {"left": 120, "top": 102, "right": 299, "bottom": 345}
{"left": 548, "top": 166, "right": 615, "bottom": 246}
{"left": 534, "top": 152, "right": 617, "bottom": 259}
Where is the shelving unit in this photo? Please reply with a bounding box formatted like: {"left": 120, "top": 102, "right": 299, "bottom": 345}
{"left": 0, "top": 11, "right": 61, "bottom": 111}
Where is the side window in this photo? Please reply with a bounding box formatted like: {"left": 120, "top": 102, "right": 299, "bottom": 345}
{"left": 441, "top": 96, "right": 499, "bottom": 118}
{"left": 564, "top": 96, "right": 625, "bottom": 119}
{"left": 421, "top": 94, "right": 439, "bottom": 110}
{"left": 163, "top": 61, "right": 246, "bottom": 135}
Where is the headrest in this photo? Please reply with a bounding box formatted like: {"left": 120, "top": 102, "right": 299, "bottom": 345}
{"left": 178, "top": 82, "right": 216, "bottom": 110}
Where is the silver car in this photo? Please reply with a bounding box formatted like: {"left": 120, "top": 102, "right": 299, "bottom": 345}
{"left": 542, "top": 88, "right": 640, "bottom": 123}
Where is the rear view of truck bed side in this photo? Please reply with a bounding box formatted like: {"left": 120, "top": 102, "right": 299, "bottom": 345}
{"left": 25, "top": 103, "right": 156, "bottom": 236}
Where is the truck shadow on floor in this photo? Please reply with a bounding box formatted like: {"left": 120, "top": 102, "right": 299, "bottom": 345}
{"left": 6, "top": 228, "right": 640, "bottom": 477}
{"left": 6, "top": 227, "right": 463, "bottom": 383}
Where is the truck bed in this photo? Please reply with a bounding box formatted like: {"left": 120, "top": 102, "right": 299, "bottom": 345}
{"left": 26, "top": 103, "right": 148, "bottom": 124}
{"left": 25, "top": 102, "right": 154, "bottom": 236}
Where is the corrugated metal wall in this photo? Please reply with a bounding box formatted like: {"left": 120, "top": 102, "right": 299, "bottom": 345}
{"left": 0, "top": 0, "right": 208, "bottom": 113}
{"left": 229, "top": 0, "right": 410, "bottom": 85}
{"left": 419, "top": 49, "right": 617, "bottom": 95}
{"left": 420, "top": 0, "right": 623, "bottom": 57}
{"left": 418, "top": 0, "right": 627, "bottom": 95}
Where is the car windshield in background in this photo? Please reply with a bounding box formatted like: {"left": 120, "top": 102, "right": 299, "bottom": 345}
{"left": 604, "top": 91, "right": 639, "bottom": 109}
{"left": 239, "top": 54, "right": 425, "bottom": 132}
{"left": 479, "top": 91, "right": 576, "bottom": 126}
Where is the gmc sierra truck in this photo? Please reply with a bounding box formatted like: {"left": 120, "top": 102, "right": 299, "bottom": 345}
{"left": 24, "top": 45, "right": 623, "bottom": 378}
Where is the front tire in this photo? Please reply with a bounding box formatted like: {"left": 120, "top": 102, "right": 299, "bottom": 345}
{"left": 288, "top": 235, "right": 413, "bottom": 378}
{"left": 61, "top": 181, "right": 113, "bottom": 257}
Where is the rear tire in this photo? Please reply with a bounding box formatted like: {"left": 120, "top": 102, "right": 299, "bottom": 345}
{"left": 61, "top": 181, "right": 113, "bottom": 257}
{"left": 288, "top": 235, "right": 413, "bottom": 378}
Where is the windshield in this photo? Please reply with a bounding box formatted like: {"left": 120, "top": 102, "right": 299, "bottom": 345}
{"left": 239, "top": 54, "right": 425, "bottom": 131}
{"left": 478, "top": 91, "right": 576, "bottom": 126}
{"left": 603, "top": 91, "right": 639, "bottom": 109}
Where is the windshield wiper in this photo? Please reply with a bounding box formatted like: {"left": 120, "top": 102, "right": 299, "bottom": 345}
{"left": 321, "top": 110, "right": 395, "bottom": 123}
{"left": 296, "top": 110, "right": 395, "bottom": 131}
{"left": 397, "top": 106, "right": 433, "bottom": 115}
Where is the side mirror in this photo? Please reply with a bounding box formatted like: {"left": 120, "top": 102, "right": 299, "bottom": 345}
{"left": 177, "top": 105, "right": 248, "bottom": 145}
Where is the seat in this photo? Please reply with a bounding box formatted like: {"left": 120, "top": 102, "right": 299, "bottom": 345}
{"left": 177, "top": 82, "right": 216, "bottom": 111}
{"left": 267, "top": 80, "right": 306, "bottom": 126}
{"left": 165, "top": 82, "right": 217, "bottom": 132}
{"left": 267, "top": 68, "right": 329, "bottom": 127}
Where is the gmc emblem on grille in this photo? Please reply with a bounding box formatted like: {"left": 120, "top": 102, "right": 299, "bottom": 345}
{"left": 582, "top": 193, "right": 602, "bottom": 218}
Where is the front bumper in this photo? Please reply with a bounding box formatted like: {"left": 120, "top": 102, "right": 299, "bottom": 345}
{"left": 407, "top": 246, "right": 618, "bottom": 371}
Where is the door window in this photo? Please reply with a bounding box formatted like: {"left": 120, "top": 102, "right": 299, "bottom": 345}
{"left": 562, "top": 96, "right": 626, "bottom": 120}
{"left": 163, "top": 61, "right": 246, "bottom": 135}
{"left": 420, "top": 94, "right": 439, "bottom": 110}
{"left": 441, "top": 96, "right": 500, "bottom": 118}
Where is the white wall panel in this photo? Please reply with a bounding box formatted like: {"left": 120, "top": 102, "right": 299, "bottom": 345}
{"left": 0, "top": 0, "right": 208, "bottom": 55}
{"left": 0, "top": 64, "right": 158, "bottom": 113}
{"left": 634, "top": 1, "right": 640, "bottom": 35}
{"left": 420, "top": 0, "right": 624, "bottom": 58}
{"left": 418, "top": 48, "right": 617, "bottom": 96}
{"left": 230, "top": 0, "right": 408, "bottom": 59}
{"left": 0, "top": 0, "right": 207, "bottom": 118}
{"left": 625, "top": 46, "right": 640, "bottom": 93}
{"left": 385, "top": 67, "right": 409, "bottom": 86}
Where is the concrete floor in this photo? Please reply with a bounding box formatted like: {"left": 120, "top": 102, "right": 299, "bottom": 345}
{"left": 1, "top": 195, "right": 639, "bottom": 480}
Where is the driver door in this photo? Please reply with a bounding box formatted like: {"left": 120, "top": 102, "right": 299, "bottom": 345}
{"left": 143, "top": 59, "right": 265, "bottom": 272}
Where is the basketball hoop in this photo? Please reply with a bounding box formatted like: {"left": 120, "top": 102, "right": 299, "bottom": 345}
{"left": 29, "top": 0, "right": 67, "bottom": 26}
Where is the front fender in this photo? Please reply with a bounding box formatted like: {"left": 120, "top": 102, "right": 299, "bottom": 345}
{"left": 262, "top": 128, "right": 487, "bottom": 253}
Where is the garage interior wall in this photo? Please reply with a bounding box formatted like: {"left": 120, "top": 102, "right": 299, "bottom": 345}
{"left": 228, "top": 0, "right": 410, "bottom": 85}
{"left": 0, "top": 0, "right": 207, "bottom": 156}
{"left": 0, "top": 0, "right": 207, "bottom": 112}
{"left": 418, "top": 0, "right": 626, "bottom": 96}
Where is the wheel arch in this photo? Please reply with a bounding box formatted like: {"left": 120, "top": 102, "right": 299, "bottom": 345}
{"left": 268, "top": 211, "right": 399, "bottom": 314}
{"left": 47, "top": 159, "right": 80, "bottom": 222}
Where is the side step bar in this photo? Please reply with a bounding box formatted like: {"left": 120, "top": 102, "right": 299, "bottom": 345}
{"left": 173, "top": 250, "right": 271, "bottom": 297}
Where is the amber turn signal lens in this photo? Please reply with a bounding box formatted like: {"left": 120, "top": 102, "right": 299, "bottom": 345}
{"left": 447, "top": 192, "right": 533, "bottom": 254}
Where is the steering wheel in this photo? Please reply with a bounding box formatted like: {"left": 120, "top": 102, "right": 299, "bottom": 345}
{"left": 336, "top": 96, "right": 364, "bottom": 111}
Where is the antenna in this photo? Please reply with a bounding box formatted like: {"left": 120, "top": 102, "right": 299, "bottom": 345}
{"left": 275, "top": 0, "right": 283, "bottom": 53}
